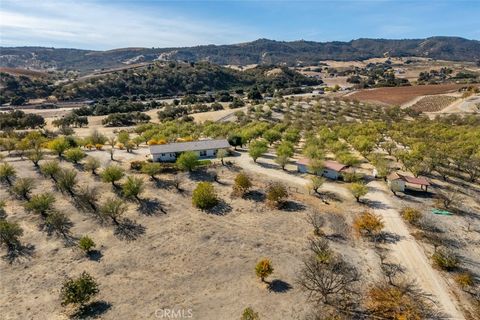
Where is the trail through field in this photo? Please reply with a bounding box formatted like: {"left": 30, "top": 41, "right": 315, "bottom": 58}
{"left": 365, "top": 180, "right": 465, "bottom": 319}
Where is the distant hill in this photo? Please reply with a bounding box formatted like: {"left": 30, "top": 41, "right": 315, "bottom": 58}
{"left": 1, "top": 37, "right": 479, "bottom": 72}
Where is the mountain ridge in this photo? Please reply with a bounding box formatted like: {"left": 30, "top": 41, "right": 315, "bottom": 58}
{"left": 1, "top": 36, "right": 479, "bottom": 72}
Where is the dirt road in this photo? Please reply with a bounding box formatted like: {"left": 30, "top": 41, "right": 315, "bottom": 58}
{"left": 232, "top": 152, "right": 465, "bottom": 319}
{"left": 365, "top": 180, "right": 465, "bottom": 319}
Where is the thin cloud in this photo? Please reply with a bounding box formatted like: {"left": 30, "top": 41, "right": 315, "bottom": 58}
{"left": 0, "top": 0, "right": 255, "bottom": 49}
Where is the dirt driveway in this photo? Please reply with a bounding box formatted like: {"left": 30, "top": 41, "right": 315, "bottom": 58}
{"left": 231, "top": 151, "right": 465, "bottom": 319}
{"left": 364, "top": 180, "right": 465, "bottom": 319}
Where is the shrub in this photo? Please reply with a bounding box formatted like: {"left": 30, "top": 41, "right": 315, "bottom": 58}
{"left": 141, "top": 162, "right": 162, "bottom": 178}
{"left": 78, "top": 236, "right": 96, "bottom": 254}
{"left": 192, "top": 182, "right": 218, "bottom": 210}
{"left": 101, "top": 165, "right": 125, "bottom": 187}
{"left": 84, "top": 156, "right": 101, "bottom": 174}
{"left": 432, "top": 248, "right": 459, "bottom": 271}
{"left": 64, "top": 148, "right": 86, "bottom": 164}
{"left": 349, "top": 183, "right": 368, "bottom": 202}
{"left": 12, "top": 177, "right": 34, "bottom": 200}
{"left": 27, "top": 148, "right": 43, "bottom": 167}
{"left": 266, "top": 182, "right": 288, "bottom": 208}
{"left": 48, "top": 137, "right": 70, "bottom": 157}
{"left": 25, "top": 193, "right": 55, "bottom": 217}
{"left": 56, "top": 169, "right": 78, "bottom": 196}
{"left": 60, "top": 271, "right": 99, "bottom": 310}
{"left": 122, "top": 176, "right": 145, "bottom": 201}
{"left": 233, "top": 172, "right": 252, "bottom": 197}
{"left": 255, "top": 258, "right": 273, "bottom": 282}
{"left": 309, "top": 237, "right": 333, "bottom": 264}
{"left": 176, "top": 151, "right": 199, "bottom": 172}
{"left": 455, "top": 272, "right": 474, "bottom": 290}
{"left": 241, "top": 307, "right": 260, "bottom": 320}
{"left": 401, "top": 207, "right": 422, "bottom": 225}
{"left": 44, "top": 211, "right": 72, "bottom": 237}
{"left": 0, "top": 162, "right": 16, "bottom": 186}
{"left": 353, "top": 211, "right": 384, "bottom": 238}
{"left": 99, "top": 198, "right": 127, "bottom": 225}
{"left": 40, "top": 160, "right": 60, "bottom": 181}
{"left": 0, "top": 220, "right": 23, "bottom": 250}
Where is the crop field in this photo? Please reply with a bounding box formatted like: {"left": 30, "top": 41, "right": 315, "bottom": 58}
{"left": 348, "top": 83, "right": 472, "bottom": 105}
{"left": 410, "top": 95, "right": 458, "bottom": 112}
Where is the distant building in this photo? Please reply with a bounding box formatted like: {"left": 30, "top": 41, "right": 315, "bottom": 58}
{"left": 149, "top": 139, "right": 230, "bottom": 162}
{"left": 387, "top": 172, "right": 430, "bottom": 193}
{"left": 296, "top": 158, "right": 348, "bottom": 180}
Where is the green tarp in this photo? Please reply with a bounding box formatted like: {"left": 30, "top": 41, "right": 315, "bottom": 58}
{"left": 432, "top": 209, "right": 453, "bottom": 216}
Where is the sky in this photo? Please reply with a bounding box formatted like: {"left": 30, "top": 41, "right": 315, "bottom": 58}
{"left": 0, "top": 0, "right": 479, "bottom": 50}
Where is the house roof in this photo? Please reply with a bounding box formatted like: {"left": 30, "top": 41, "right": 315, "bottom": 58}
{"left": 149, "top": 139, "right": 230, "bottom": 154}
{"left": 296, "top": 158, "right": 348, "bottom": 172}
{"left": 387, "top": 172, "right": 430, "bottom": 186}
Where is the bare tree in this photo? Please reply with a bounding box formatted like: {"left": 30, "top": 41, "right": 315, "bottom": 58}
{"left": 305, "top": 211, "right": 325, "bottom": 236}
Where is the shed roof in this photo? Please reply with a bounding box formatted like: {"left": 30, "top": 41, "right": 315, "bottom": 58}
{"left": 149, "top": 139, "right": 230, "bottom": 154}
{"left": 387, "top": 172, "right": 430, "bottom": 186}
{"left": 296, "top": 158, "right": 348, "bottom": 172}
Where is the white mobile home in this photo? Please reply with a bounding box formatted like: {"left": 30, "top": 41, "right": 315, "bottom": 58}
{"left": 296, "top": 158, "right": 348, "bottom": 180}
{"left": 149, "top": 139, "right": 231, "bottom": 162}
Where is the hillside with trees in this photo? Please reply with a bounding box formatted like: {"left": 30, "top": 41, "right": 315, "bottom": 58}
{"left": 2, "top": 37, "right": 479, "bottom": 72}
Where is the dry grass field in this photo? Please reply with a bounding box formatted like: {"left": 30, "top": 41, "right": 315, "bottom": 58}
{"left": 349, "top": 83, "right": 472, "bottom": 105}
{"left": 0, "top": 149, "right": 382, "bottom": 320}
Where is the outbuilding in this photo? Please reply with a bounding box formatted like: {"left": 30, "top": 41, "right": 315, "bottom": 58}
{"left": 149, "top": 139, "right": 230, "bottom": 162}
{"left": 296, "top": 158, "right": 348, "bottom": 180}
{"left": 387, "top": 172, "right": 430, "bottom": 193}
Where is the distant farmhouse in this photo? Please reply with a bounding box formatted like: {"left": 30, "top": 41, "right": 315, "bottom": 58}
{"left": 387, "top": 172, "right": 430, "bottom": 193}
{"left": 296, "top": 158, "right": 349, "bottom": 180}
{"left": 149, "top": 139, "right": 231, "bottom": 162}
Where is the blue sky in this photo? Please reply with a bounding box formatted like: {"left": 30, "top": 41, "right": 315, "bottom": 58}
{"left": 0, "top": 0, "right": 479, "bottom": 50}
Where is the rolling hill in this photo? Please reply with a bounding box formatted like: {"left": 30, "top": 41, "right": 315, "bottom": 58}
{"left": 1, "top": 37, "right": 479, "bottom": 73}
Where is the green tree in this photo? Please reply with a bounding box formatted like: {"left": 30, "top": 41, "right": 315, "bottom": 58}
{"left": 275, "top": 141, "right": 294, "bottom": 169}
{"left": 78, "top": 236, "right": 96, "bottom": 255}
{"left": 349, "top": 183, "right": 368, "bottom": 202}
{"left": 27, "top": 147, "right": 43, "bottom": 167}
{"left": 44, "top": 211, "right": 72, "bottom": 238}
{"left": 117, "top": 131, "right": 130, "bottom": 144}
{"left": 141, "top": 162, "right": 162, "bottom": 180}
{"left": 309, "top": 176, "right": 325, "bottom": 195}
{"left": 64, "top": 148, "right": 86, "bottom": 164}
{"left": 100, "top": 165, "right": 125, "bottom": 187}
{"left": 122, "top": 176, "right": 145, "bottom": 201}
{"left": 0, "top": 162, "right": 16, "bottom": 186}
{"left": 176, "top": 151, "right": 199, "bottom": 172}
{"left": 60, "top": 272, "right": 99, "bottom": 311}
{"left": 248, "top": 140, "right": 268, "bottom": 163}
{"left": 108, "top": 137, "right": 116, "bottom": 160}
{"left": 262, "top": 130, "right": 282, "bottom": 145}
{"left": 233, "top": 172, "right": 252, "bottom": 197}
{"left": 56, "top": 169, "right": 78, "bottom": 196}
{"left": 216, "top": 149, "right": 228, "bottom": 165}
{"left": 48, "top": 137, "right": 70, "bottom": 157}
{"left": 266, "top": 182, "right": 288, "bottom": 208}
{"left": 84, "top": 156, "right": 101, "bottom": 175}
{"left": 100, "top": 198, "right": 127, "bottom": 225}
{"left": 0, "top": 219, "right": 23, "bottom": 251}
{"left": 25, "top": 193, "right": 55, "bottom": 217}
{"left": 192, "top": 182, "right": 218, "bottom": 210}
{"left": 12, "top": 177, "right": 34, "bottom": 200}
{"left": 228, "top": 135, "right": 243, "bottom": 150}
{"left": 255, "top": 258, "right": 273, "bottom": 283}
{"left": 39, "top": 160, "right": 60, "bottom": 182}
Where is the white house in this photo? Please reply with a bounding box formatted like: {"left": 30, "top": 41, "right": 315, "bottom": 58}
{"left": 296, "top": 158, "right": 348, "bottom": 180}
{"left": 387, "top": 172, "right": 430, "bottom": 193}
{"left": 149, "top": 139, "right": 231, "bottom": 162}
{"left": 387, "top": 172, "right": 406, "bottom": 192}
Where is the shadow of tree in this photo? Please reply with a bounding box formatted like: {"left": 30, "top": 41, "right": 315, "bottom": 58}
{"left": 244, "top": 190, "right": 265, "bottom": 202}
{"left": 374, "top": 231, "right": 403, "bottom": 244}
{"left": 87, "top": 250, "right": 103, "bottom": 262}
{"left": 3, "top": 243, "right": 35, "bottom": 264}
{"left": 268, "top": 279, "right": 292, "bottom": 293}
{"left": 73, "top": 301, "right": 111, "bottom": 319}
{"left": 207, "top": 200, "right": 232, "bottom": 216}
{"left": 362, "top": 199, "right": 391, "bottom": 210}
{"left": 139, "top": 198, "right": 167, "bottom": 215}
{"left": 281, "top": 200, "right": 306, "bottom": 212}
{"left": 114, "top": 218, "right": 146, "bottom": 241}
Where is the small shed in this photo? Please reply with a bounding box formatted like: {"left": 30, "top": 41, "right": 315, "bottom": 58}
{"left": 149, "top": 139, "right": 230, "bottom": 162}
{"left": 296, "top": 158, "right": 348, "bottom": 180}
{"left": 387, "top": 172, "right": 430, "bottom": 193}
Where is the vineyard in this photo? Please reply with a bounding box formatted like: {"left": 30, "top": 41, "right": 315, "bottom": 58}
{"left": 410, "top": 95, "right": 457, "bottom": 112}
